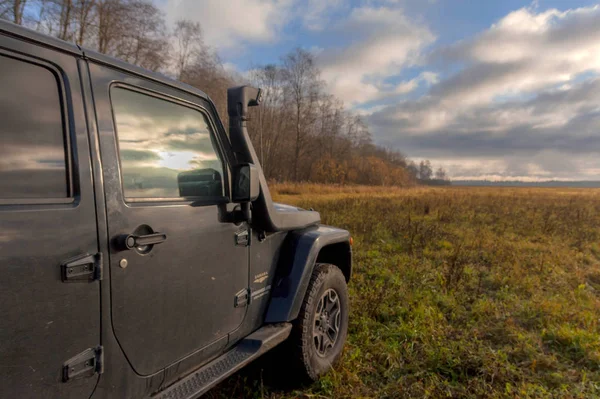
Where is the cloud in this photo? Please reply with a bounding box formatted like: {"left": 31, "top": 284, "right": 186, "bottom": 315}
{"left": 316, "top": 6, "right": 436, "bottom": 106}
{"left": 302, "top": 0, "right": 344, "bottom": 31}
{"left": 430, "top": 6, "right": 600, "bottom": 106}
{"left": 368, "top": 5, "right": 600, "bottom": 180}
{"left": 160, "top": 1, "right": 600, "bottom": 181}
{"left": 163, "top": 0, "right": 294, "bottom": 49}
{"left": 370, "top": 77, "right": 600, "bottom": 180}
{"left": 428, "top": 150, "right": 596, "bottom": 182}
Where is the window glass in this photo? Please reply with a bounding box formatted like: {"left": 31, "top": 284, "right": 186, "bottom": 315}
{"left": 112, "top": 87, "right": 225, "bottom": 199}
{"left": 0, "top": 55, "right": 68, "bottom": 199}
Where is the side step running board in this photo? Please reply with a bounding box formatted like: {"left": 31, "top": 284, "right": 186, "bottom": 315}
{"left": 154, "top": 323, "right": 292, "bottom": 399}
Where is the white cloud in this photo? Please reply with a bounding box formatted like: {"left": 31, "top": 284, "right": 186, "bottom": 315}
{"left": 426, "top": 5, "right": 600, "bottom": 116}
{"left": 161, "top": 0, "right": 600, "bottom": 180}
{"left": 367, "top": 5, "right": 600, "bottom": 180}
{"left": 302, "top": 0, "right": 344, "bottom": 31}
{"left": 221, "top": 62, "right": 239, "bottom": 74}
{"left": 163, "top": 0, "right": 294, "bottom": 50}
{"left": 316, "top": 6, "right": 435, "bottom": 106}
{"left": 393, "top": 71, "right": 438, "bottom": 94}
{"left": 433, "top": 150, "right": 598, "bottom": 182}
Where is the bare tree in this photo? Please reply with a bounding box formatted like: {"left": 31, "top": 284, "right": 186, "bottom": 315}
{"left": 435, "top": 167, "right": 448, "bottom": 181}
{"left": 281, "top": 48, "right": 321, "bottom": 181}
{"left": 75, "top": 0, "right": 95, "bottom": 45}
{"left": 249, "top": 65, "right": 277, "bottom": 172}
{"left": 173, "top": 19, "right": 202, "bottom": 80}
{"left": 0, "top": 1, "right": 12, "bottom": 20}
{"left": 114, "top": 0, "right": 169, "bottom": 71}
{"left": 95, "top": 0, "right": 125, "bottom": 54}
{"left": 57, "top": 0, "right": 74, "bottom": 40}
{"left": 0, "top": 0, "right": 28, "bottom": 23}
{"left": 248, "top": 48, "right": 415, "bottom": 186}
{"left": 1, "top": 2, "right": 419, "bottom": 187}
{"left": 33, "top": 0, "right": 50, "bottom": 31}
{"left": 419, "top": 160, "right": 433, "bottom": 180}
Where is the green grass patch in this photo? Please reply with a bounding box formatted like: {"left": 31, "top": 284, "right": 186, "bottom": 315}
{"left": 209, "top": 186, "right": 600, "bottom": 398}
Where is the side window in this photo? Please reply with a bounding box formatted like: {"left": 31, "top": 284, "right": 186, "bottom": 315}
{"left": 111, "top": 87, "right": 225, "bottom": 200}
{"left": 0, "top": 54, "right": 68, "bottom": 199}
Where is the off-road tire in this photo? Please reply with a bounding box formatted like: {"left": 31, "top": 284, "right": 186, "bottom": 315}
{"left": 287, "top": 263, "right": 349, "bottom": 382}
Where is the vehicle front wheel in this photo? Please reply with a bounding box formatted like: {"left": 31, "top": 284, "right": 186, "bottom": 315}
{"left": 287, "top": 263, "right": 349, "bottom": 382}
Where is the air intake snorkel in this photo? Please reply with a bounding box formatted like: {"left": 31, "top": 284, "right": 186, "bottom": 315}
{"left": 227, "top": 85, "right": 320, "bottom": 232}
{"left": 227, "top": 86, "right": 262, "bottom": 164}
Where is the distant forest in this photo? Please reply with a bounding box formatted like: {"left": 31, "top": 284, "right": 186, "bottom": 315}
{"left": 453, "top": 180, "right": 600, "bottom": 188}
{"left": 0, "top": 0, "right": 449, "bottom": 186}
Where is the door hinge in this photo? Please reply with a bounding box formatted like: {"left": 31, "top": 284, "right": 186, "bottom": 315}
{"left": 62, "top": 346, "right": 103, "bottom": 382}
{"left": 235, "top": 229, "right": 251, "bottom": 247}
{"left": 61, "top": 253, "right": 102, "bottom": 282}
{"left": 234, "top": 288, "right": 252, "bottom": 308}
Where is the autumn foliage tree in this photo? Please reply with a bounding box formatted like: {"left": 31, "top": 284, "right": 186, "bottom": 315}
{"left": 1, "top": 1, "right": 447, "bottom": 186}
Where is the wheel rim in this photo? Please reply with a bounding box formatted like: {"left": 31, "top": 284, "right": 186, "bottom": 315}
{"left": 313, "top": 288, "right": 341, "bottom": 357}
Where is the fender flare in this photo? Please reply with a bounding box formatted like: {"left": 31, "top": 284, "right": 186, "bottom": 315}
{"left": 265, "top": 225, "right": 352, "bottom": 323}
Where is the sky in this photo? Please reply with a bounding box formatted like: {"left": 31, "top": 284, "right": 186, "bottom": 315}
{"left": 161, "top": 0, "right": 600, "bottom": 181}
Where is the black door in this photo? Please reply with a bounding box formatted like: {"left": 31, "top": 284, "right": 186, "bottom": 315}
{"left": 89, "top": 63, "right": 249, "bottom": 375}
{"left": 0, "top": 37, "right": 100, "bottom": 397}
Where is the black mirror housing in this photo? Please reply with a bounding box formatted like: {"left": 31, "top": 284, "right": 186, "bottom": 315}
{"left": 177, "top": 169, "right": 223, "bottom": 198}
{"left": 232, "top": 163, "right": 260, "bottom": 203}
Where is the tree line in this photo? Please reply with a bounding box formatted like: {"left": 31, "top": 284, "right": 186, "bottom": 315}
{"left": 1, "top": 0, "right": 449, "bottom": 186}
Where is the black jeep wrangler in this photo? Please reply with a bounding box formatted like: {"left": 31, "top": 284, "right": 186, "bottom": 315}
{"left": 0, "top": 20, "right": 352, "bottom": 399}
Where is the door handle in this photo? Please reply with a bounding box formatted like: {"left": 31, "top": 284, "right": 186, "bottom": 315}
{"left": 122, "top": 233, "right": 167, "bottom": 250}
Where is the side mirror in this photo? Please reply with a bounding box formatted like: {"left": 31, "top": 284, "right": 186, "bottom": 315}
{"left": 232, "top": 163, "right": 259, "bottom": 203}
{"left": 177, "top": 168, "right": 223, "bottom": 198}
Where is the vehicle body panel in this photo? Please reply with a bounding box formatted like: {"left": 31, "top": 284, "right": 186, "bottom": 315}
{"left": 0, "top": 30, "right": 100, "bottom": 398}
{"left": 0, "top": 19, "right": 352, "bottom": 399}
{"left": 87, "top": 61, "right": 249, "bottom": 376}
{"left": 266, "top": 225, "right": 352, "bottom": 323}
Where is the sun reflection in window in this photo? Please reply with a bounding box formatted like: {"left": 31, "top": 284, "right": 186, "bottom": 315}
{"left": 112, "top": 87, "right": 224, "bottom": 199}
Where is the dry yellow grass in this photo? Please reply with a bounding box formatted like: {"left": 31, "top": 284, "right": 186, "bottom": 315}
{"left": 272, "top": 182, "right": 600, "bottom": 200}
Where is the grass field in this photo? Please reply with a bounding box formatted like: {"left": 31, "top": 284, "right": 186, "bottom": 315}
{"left": 209, "top": 184, "right": 600, "bottom": 398}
